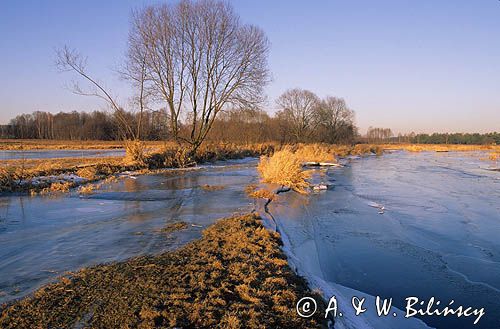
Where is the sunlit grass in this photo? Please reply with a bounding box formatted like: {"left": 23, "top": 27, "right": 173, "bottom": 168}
{"left": 257, "top": 149, "right": 311, "bottom": 194}
{"left": 0, "top": 214, "right": 326, "bottom": 328}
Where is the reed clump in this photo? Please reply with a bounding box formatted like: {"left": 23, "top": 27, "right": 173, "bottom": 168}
{"left": 257, "top": 149, "right": 311, "bottom": 194}
{"left": 124, "top": 139, "right": 146, "bottom": 165}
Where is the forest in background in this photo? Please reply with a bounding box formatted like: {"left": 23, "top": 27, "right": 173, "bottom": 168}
{"left": 1, "top": 109, "right": 498, "bottom": 145}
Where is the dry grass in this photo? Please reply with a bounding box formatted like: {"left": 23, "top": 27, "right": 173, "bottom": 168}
{"left": 0, "top": 142, "right": 277, "bottom": 193}
{"left": 75, "top": 166, "right": 99, "bottom": 180}
{"left": 0, "top": 139, "right": 168, "bottom": 150}
{"left": 39, "top": 182, "right": 73, "bottom": 195}
{"left": 158, "top": 221, "right": 189, "bottom": 234}
{"left": 292, "top": 144, "right": 337, "bottom": 163}
{"left": 258, "top": 149, "right": 311, "bottom": 194}
{"left": 124, "top": 139, "right": 146, "bottom": 165}
{"left": 0, "top": 214, "right": 327, "bottom": 328}
{"left": 245, "top": 184, "right": 276, "bottom": 200}
{"left": 0, "top": 157, "right": 128, "bottom": 193}
{"left": 78, "top": 184, "right": 96, "bottom": 195}
{"left": 489, "top": 152, "right": 499, "bottom": 161}
{"left": 201, "top": 184, "right": 225, "bottom": 191}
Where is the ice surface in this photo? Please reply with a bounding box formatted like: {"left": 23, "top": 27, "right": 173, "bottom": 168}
{"left": 0, "top": 158, "right": 258, "bottom": 304}
{"left": 264, "top": 151, "right": 500, "bottom": 329}
{"left": 0, "top": 149, "right": 125, "bottom": 160}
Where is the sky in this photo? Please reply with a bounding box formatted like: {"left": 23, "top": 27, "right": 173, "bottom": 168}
{"left": 1, "top": 0, "right": 499, "bottom": 134}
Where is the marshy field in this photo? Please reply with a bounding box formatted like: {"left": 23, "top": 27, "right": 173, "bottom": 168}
{"left": 0, "top": 141, "right": 499, "bottom": 328}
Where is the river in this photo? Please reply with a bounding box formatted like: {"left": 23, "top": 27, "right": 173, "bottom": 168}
{"left": 1, "top": 152, "right": 499, "bottom": 328}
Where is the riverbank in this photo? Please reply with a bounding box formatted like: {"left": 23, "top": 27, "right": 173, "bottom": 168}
{"left": 0, "top": 213, "right": 327, "bottom": 328}
{"left": 2, "top": 141, "right": 496, "bottom": 194}
{"left": 0, "top": 143, "right": 275, "bottom": 193}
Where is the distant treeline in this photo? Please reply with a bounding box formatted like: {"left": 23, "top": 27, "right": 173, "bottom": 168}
{"left": 401, "top": 132, "right": 500, "bottom": 145}
{"left": 0, "top": 100, "right": 357, "bottom": 144}
{"left": 362, "top": 127, "right": 499, "bottom": 145}
{"left": 1, "top": 110, "right": 497, "bottom": 145}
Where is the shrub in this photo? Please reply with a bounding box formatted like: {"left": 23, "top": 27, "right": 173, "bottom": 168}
{"left": 124, "top": 139, "right": 145, "bottom": 165}
{"left": 257, "top": 149, "right": 311, "bottom": 194}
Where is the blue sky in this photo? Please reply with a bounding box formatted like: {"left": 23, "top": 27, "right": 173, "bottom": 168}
{"left": 1, "top": 0, "right": 499, "bottom": 134}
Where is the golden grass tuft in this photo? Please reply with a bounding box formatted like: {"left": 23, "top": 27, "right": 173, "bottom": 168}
{"left": 257, "top": 149, "right": 311, "bottom": 194}
{"left": 76, "top": 166, "right": 98, "bottom": 180}
{"left": 200, "top": 184, "right": 225, "bottom": 191}
{"left": 248, "top": 188, "right": 275, "bottom": 200}
{"left": 78, "top": 184, "right": 97, "bottom": 195}
{"left": 124, "top": 139, "right": 146, "bottom": 165}
{"left": 158, "top": 221, "right": 189, "bottom": 234}
{"left": 39, "top": 181, "right": 73, "bottom": 195}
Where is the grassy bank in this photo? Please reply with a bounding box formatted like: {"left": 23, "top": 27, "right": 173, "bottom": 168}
{"left": 0, "top": 214, "right": 327, "bottom": 328}
{"left": 3, "top": 141, "right": 496, "bottom": 194}
{"left": 0, "top": 143, "right": 275, "bottom": 193}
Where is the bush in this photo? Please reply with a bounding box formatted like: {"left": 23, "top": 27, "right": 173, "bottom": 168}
{"left": 257, "top": 149, "right": 311, "bottom": 194}
{"left": 124, "top": 139, "right": 145, "bottom": 164}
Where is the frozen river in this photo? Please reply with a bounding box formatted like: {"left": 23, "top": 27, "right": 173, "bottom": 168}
{"left": 0, "top": 149, "right": 125, "bottom": 160}
{"left": 1, "top": 151, "right": 499, "bottom": 328}
{"left": 268, "top": 151, "right": 500, "bottom": 329}
{"left": 0, "top": 159, "right": 257, "bottom": 304}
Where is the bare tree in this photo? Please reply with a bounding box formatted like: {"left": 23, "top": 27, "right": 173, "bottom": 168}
{"left": 129, "top": 0, "right": 270, "bottom": 151}
{"left": 276, "top": 88, "right": 320, "bottom": 142}
{"left": 315, "top": 96, "right": 356, "bottom": 143}
{"left": 55, "top": 46, "right": 142, "bottom": 141}
{"left": 366, "top": 127, "right": 393, "bottom": 142}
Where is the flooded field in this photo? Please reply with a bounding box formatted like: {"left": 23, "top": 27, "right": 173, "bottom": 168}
{"left": 0, "top": 149, "right": 125, "bottom": 160}
{"left": 1, "top": 152, "right": 499, "bottom": 329}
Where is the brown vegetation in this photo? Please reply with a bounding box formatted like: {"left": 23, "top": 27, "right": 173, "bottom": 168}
{"left": 158, "top": 221, "right": 189, "bottom": 234}
{"left": 0, "top": 143, "right": 275, "bottom": 193}
{"left": 489, "top": 152, "right": 499, "bottom": 161}
{"left": 293, "top": 144, "right": 337, "bottom": 163}
{"left": 0, "top": 139, "right": 125, "bottom": 150}
{"left": 201, "top": 184, "right": 225, "bottom": 191}
{"left": 245, "top": 184, "right": 276, "bottom": 200}
{"left": 258, "top": 149, "right": 312, "bottom": 194}
{"left": 0, "top": 214, "right": 326, "bottom": 329}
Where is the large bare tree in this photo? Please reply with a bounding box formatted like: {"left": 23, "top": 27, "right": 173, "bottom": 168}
{"left": 276, "top": 88, "right": 320, "bottom": 142}
{"left": 129, "top": 0, "right": 270, "bottom": 150}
